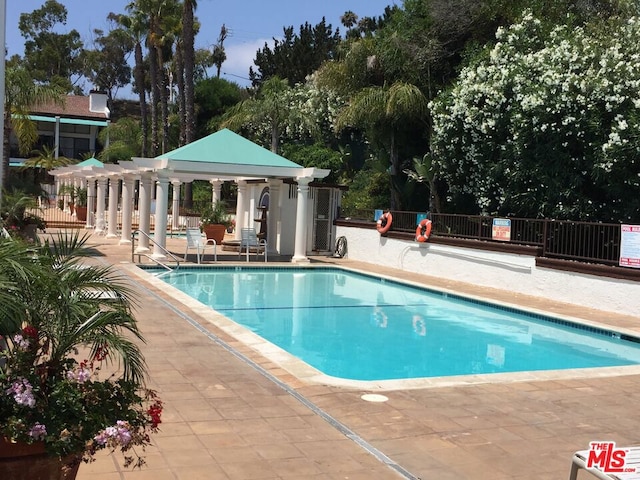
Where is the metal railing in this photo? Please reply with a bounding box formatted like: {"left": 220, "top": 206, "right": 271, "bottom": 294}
{"left": 131, "top": 230, "right": 181, "bottom": 271}
{"left": 341, "top": 209, "right": 624, "bottom": 267}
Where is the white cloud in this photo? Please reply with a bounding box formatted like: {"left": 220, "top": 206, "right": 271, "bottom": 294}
{"left": 219, "top": 38, "right": 275, "bottom": 86}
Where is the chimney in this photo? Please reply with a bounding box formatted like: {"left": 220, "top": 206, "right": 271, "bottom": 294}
{"left": 89, "top": 90, "right": 110, "bottom": 119}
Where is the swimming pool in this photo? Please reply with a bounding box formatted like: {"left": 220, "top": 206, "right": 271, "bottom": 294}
{"left": 150, "top": 266, "right": 640, "bottom": 382}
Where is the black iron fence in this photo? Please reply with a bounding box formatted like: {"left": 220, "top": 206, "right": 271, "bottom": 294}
{"left": 343, "top": 209, "right": 625, "bottom": 267}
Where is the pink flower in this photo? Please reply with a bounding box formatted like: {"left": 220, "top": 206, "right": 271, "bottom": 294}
{"left": 29, "top": 423, "right": 47, "bottom": 440}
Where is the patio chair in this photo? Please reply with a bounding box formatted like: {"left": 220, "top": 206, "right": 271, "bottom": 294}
{"left": 239, "top": 227, "right": 267, "bottom": 262}
{"left": 185, "top": 227, "right": 217, "bottom": 264}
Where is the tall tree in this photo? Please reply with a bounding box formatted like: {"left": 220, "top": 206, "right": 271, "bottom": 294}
{"left": 120, "top": 5, "right": 150, "bottom": 157}
{"left": 249, "top": 18, "right": 341, "bottom": 87}
{"left": 83, "top": 23, "right": 134, "bottom": 104}
{"left": 211, "top": 24, "right": 228, "bottom": 79}
{"left": 181, "top": 0, "right": 197, "bottom": 146}
{"left": 18, "top": 0, "right": 84, "bottom": 93}
{"left": 220, "top": 77, "right": 292, "bottom": 153}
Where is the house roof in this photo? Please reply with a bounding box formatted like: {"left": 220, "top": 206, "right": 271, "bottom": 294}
{"left": 30, "top": 96, "right": 108, "bottom": 120}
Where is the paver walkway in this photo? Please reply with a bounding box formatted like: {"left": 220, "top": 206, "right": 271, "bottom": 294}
{"left": 66, "top": 230, "right": 640, "bottom": 480}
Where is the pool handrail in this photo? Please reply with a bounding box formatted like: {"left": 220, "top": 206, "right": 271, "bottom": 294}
{"left": 131, "top": 229, "right": 181, "bottom": 272}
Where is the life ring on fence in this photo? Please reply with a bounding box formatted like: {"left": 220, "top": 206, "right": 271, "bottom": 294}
{"left": 415, "top": 218, "right": 432, "bottom": 242}
{"left": 376, "top": 212, "right": 393, "bottom": 235}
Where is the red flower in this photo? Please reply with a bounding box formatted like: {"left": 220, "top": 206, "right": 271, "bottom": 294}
{"left": 147, "top": 400, "right": 163, "bottom": 428}
{"left": 22, "top": 326, "right": 38, "bottom": 339}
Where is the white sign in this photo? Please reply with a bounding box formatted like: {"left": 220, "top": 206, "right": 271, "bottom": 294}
{"left": 619, "top": 224, "right": 640, "bottom": 268}
{"left": 492, "top": 218, "right": 511, "bottom": 241}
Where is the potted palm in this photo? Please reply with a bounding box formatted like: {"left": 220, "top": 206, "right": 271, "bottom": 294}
{"left": 74, "top": 188, "right": 88, "bottom": 222}
{"left": 199, "top": 201, "right": 232, "bottom": 244}
{"left": 0, "top": 191, "right": 46, "bottom": 242}
{"left": 0, "top": 233, "right": 162, "bottom": 479}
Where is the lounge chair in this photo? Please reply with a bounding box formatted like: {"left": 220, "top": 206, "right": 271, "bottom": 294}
{"left": 239, "top": 228, "right": 267, "bottom": 262}
{"left": 185, "top": 227, "right": 217, "bottom": 264}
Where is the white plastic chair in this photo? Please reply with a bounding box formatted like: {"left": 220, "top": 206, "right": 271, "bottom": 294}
{"left": 185, "top": 228, "right": 217, "bottom": 263}
{"left": 239, "top": 228, "right": 267, "bottom": 262}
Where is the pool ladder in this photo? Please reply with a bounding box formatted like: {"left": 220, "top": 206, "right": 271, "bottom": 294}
{"left": 131, "top": 230, "right": 181, "bottom": 272}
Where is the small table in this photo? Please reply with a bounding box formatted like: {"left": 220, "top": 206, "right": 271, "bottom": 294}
{"left": 570, "top": 447, "right": 640, "bottom": 480}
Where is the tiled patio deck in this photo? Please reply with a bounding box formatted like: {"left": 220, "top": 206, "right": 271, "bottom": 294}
{"left": 60, "top": 229, "right": 640, "bottom": 480}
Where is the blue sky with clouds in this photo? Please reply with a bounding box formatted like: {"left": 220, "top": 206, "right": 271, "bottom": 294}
{"left": 5, "top": 0, "right": 397, "bottom": 95}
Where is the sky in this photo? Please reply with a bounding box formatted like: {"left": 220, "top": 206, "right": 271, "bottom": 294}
{"left": 5, "top": 0, "right": 398, "bottom": 98}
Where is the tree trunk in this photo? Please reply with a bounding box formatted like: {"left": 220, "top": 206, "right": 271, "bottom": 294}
{"left": 389, "top": 132, "right": 402, "bottom": 210}
{"left": 181, "top": 0, "right": 196, "bottom": 209}
{"left": 148, "top": 45, "right": 160, "bottom": 157}
{"left": 134, "top": 41, "right": 148, "bottom": 158}
{"left": 2, "top": 113, "right": 11, "bottom": 189}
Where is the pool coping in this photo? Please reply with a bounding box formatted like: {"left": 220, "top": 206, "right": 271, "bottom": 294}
{"left": 127, "top": 262, "right": 640, "bottom": 391}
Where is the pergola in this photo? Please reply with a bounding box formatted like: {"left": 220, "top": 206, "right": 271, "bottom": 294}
{"left": 50, "top": 129, "right": 330, "bottom": 263}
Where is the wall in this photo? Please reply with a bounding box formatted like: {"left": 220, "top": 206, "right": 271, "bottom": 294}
{"left": 336, "top": 225, "right": 640, "bottom": 316}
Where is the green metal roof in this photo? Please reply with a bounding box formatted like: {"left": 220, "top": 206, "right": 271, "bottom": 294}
{"left": 76, "top": 157, "right": 104, "bottom": 168}
{"left": 157, "top": 129, "right": 302, "bottom": 168}
{"left": 27, "top": 114, "right": 109, "bottom": 127}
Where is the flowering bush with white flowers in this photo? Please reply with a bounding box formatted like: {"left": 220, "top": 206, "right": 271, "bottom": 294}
{"left": 0, "top": 233, "right": 162, "bottom": 469}
{"left": 430, "top": 11, "right": 640, "bottom": 221}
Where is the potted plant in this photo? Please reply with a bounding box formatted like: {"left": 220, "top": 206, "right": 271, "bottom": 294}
{"left": 0, "top": 233, "right": 162, "bottom": 479}
{"left": 199, "top": 201, "right": 232, "bottom": 244}
{"left": 74, "top": 188, "right": 88, "bottom": 222}
{"left": 0, "top": 191, "right": 47, "bottom": 242}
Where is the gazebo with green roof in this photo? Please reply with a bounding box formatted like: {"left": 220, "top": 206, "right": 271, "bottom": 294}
{"left": 133, "top": 129, "right": 331, "bottom": 262}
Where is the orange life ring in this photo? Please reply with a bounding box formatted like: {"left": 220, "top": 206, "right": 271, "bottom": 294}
{"left": 376, "top": 212, "right": 393, "bottom": 235}
{"left": 415, "top": 218, "right": 432, "bottom": 242}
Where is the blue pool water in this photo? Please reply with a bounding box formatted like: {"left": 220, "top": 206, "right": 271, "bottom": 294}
{"left": 154, "top": 266, "right": 640, "bottom": 381}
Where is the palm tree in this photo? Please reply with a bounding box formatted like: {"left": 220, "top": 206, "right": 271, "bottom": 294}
{"left": 336, "top": 81, "right": 428, "bottom": 209}
{"left": 119, "top": 6, "right": 150, "bottom": 157}
{"left": 0, "top": 232, "right": 146, "bottom": 383}
{"left": 403, "top": 153, "right": 442, "bottom": 213}
{"left": 341, "top": 10, "right": 358, "bottom": 29}
{"left": 2, "top": 65, "right": 65, "bottom": 189}
{"left": 181, "top": 0, "right": 197, "bottom": 146}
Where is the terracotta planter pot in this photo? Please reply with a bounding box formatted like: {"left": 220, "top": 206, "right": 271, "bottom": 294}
{"left": 202, "top": 224, "right": 226, "bottom": 244}
{"left": 75, "top": 206, "right": 88, "bottom": 222}
{"left": 0, "top": 438, "right": 81, "bottom": 480}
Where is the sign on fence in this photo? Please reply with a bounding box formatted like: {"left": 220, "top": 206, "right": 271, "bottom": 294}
{"left": 492, "top": 218, "right": 511, "bottom": 241}
{"left": 620, "top": 224, "right": 640, "bottom": 268}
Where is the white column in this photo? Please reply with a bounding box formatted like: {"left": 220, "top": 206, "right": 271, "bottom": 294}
{"left": 119, "top": 176, "right": 135, "bottom": 245}
{"left": 292, "top": 177, "right": 312, "bottom": 263}
{"left": 267, "top": 179, "right": 282, "bottom": 254}
{"left": 152, "top": 177, "right": 169, "bottom": 258}
{"left": 95, "top": 178, "right": 107, "bottom": 234}
{"left": 106, "top": 178, "right": 119, "bottom": 238}
{"left": 171, "top": 181, "right": 181, "bottom": 231}
{"left": 210, "top": 179, "right": 222, "bottom": 204}
{"left": 86, "top": 179, "right": 96, "bottom": 228}
{"left": 234, "top": 180, "right": 248, "bottom": 240}
{"left": 249, "top": 184, "right": 257, "bottom": 228}
{"left": 136, "top": 175, "right": 152, "bottom": 253}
